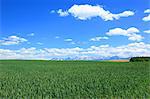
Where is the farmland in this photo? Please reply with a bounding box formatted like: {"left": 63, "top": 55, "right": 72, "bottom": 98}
{"left": 0, "top": 60, "right": 150, "bottom": 98}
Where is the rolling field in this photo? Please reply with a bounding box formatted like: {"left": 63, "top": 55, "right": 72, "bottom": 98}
{"left": 0, "top": 60, "right": 150, "bottom": 98}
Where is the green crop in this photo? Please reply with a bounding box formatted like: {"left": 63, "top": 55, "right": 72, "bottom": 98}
{"left": 0, "top": 60, "right": 150, "bottom": 98}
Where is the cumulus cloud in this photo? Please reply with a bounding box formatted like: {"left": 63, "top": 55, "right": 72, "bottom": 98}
{"left": 90, "top": 36, "right": 108, "bottom": 41}
{"left": 144, "top": 30, "right": 150, "bottom": 33}
{"left": 27, "top": 33, "right": 34, "bottom": 36}
{"left": 106, "top": 27, "right": 143, "bottom": 41}
{"left": 53, "top": 4, "right": 134, "bottom": 21}
{"left": 0, "top": 42, "right": 150, "bottom": 60}
{"left": 57, "top": 9, "right": 69, "bottom": 16}
{"left": 37, "top": 42, "right": 43, "bottom": 45}
{"left": 50, "top": 10, "right": 55, "bottom": 13}
{"left": 70, "top": 42, "right": 76, "bottom": 45}
{"left": 143, "top": 14, "right": 150, "bottom": 21}
{"left": 64, "top": 38, "right": 73, "bottom": 42}
{"left": 144, "top": 9, "right": 150, "bottom": 13}
{"left": 143, "top": 9, "right": 150, "bottom": 21}
{"left": 0, "top": 36, "right": 28, "bottom": 45}
{"left": 55, "top": 36, "right": 60, "bottom": 39}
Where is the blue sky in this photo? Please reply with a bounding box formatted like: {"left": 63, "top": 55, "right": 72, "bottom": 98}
{"left": 0, "top": 0, "right": 150, "bottom": 59}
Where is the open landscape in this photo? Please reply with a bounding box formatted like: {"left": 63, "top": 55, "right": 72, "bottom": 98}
{"left": 0, "top": 60, "right": 150, "bottom": 98}
{"left": 1, "top": 0, "right": 150, "bottom": 98}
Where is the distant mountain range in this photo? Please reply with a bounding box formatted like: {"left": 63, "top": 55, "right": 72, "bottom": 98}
{"left": 50, "top": 56, "right": 129, "bottom": 60}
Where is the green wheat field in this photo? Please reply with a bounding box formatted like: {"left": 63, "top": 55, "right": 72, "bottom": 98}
{"left": 0, "top": 60, "right": 150, "bottom": 98}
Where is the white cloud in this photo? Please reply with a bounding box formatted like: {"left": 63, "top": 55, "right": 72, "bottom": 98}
{"left": 70, "top": 42, "right": 76, "bottom": 45}
{"left": 37, "top": 42, "right": 43, "bottom": 45}
{"left": 0, "top": 36, "right": 28, "bottom": 45}
{"left": 114, "top": 11, "right": 134, "bottom": 19}
{"left": 0, "top": 42, "right": 150, "bottom": 60}
{"left": 28, "top": 33, "right": 34, "bottom": 36}
{"left": 144, "top": 9, "right": 150, "bottom": 13}
{"left": 64, "top": 38, "right": 73, "bottom": 42}
{"left": 128, "top": 34, "right": 143, "bottom": 41}
{"left": 144, "top": 30, "right": 150, "bottom": 33}
{"left": 90, "top": 36, "right": 108, "bottom": 41}
{"left": 50, "top": 10, "right": 55, "bottom": 13}
{"left": 143, "top": 14, "right": 150, "bottom": 21}
{"left": 57, "top": 9, "right": 69, "bottom": 16}
{"left": 143, "top": 9, "right": 150, "bottom": 21}
{"left": 54, "top": 4, "right": 134, "bottom": 21}
{"left": 106, "top": 27, "right": 143, "bottom": 41}
{"left": 55, "top": 36, "right": 60, "bottom": 39}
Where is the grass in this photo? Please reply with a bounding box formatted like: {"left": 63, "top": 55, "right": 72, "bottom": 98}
{"left": 0, "top": 60, "right": 150, "bottom": 98}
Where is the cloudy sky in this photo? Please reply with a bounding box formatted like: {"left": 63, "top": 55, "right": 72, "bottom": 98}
{"left": 1, "top": 0, "right": 150, "bottom": 59}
